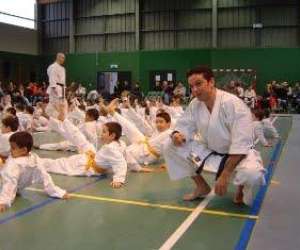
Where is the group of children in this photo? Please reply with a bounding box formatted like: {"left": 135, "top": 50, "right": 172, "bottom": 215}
{"left": 0, "top": 91, "right": 279, "bottom": 212}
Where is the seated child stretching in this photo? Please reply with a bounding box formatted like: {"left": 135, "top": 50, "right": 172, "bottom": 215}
{"left": 107, "top": 99, "right": 172, "bottom": 172}
{"left": 42, "top": 103, "right": 127, "bottom": 189}
{"left": 0, "top": 131, "right": 69, "bottom": 212}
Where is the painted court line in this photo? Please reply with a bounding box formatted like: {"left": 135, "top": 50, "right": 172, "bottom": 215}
{"left": 235, "top": 115, "right": 289, "bottom": 250}
{"left": 234, "top": 140, "right": 283, "bottom": 250}
{"left": 0, "top": 176, "right": 105, "bottom": 225}
{"left": 26, "top": 187, "right": 258, "bottom": 220}
{"left": 159, "top": 190, "right": 215, "bottom": 250}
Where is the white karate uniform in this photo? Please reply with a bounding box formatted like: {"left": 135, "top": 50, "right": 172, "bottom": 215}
{"left": 46, "top": 62, "right": 66, "bottom": 118}
{"left": 0, "top": 153, "right": 66, "bottom": 207}
{"left": 262, "top": 118, "right": 279, "bottom": 138}
{"left": 39, "top": 120, "right": 100, "bottom": 152}
{"left": 66, "top": 107, "right": 85, "bottom": 126}
{"left": 166, "top": 105, "right": 184, "bottom": 124}
{"left": 33, "top": 116, "right": 49, "bottom": 132}
{"left": 253, "top": 121, "right": 269, "bottom": 146}
{"left": 0, "top": 132, "right": 13, "bottom": 158}
{"left": 164, "top": 89, "right": 265, "bottom": 205}
{"left": 17, "top": 112, "right": 33, "bottom": 132}
{"left": 78, "top": 121, "right": 101, "bottom": 149}
{"left": 46, "top": 62, "right": 66, "bottom": 100}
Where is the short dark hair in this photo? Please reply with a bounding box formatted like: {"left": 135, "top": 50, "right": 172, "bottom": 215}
{"left": 15, "top": 103, "right": 25, "bottom": 111}
{"left": 2, "top": 115, "right": 19, "bottom": 131}
{"left": 186, "top": 65, "right": 214, "bottom": 81}
{"left": 252, "top": 109, "right": 265, "bottom": 121}
{"left": 86, "top": 108, "right": 99, "bottom": 121}
{"left": 25, "top": 105, "right": 34, "bottom": 115}
{"left": 264, "top": 109, "right": 270, "bottom": 119}
{"left": 6, "top": 107, "right": 16, "bottom": 116}
{"left": 105, "top": 122, "right": 122, "bottom": 141}
{"left": 156, "top": 112, "right": 171, "bottom": 123}
{"left": 9, "top": 131, "right": 33, "bottom": 152}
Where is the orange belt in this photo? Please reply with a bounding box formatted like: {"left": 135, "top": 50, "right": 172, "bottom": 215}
{"left": 140, "top": 139, "right": 160, "bottom": 159}
{"left": 85, "top": 150, "right": 106, "bottom": 174}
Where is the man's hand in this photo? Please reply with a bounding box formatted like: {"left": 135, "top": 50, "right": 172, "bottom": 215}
{"left": 0, "top": 204, "right": 7, "bottom": 213}
{"left": 214, "top": 171, "right": 231, "bottom": 196}
{"left": 172, "top": 132, "right": 186, "bottom": 147}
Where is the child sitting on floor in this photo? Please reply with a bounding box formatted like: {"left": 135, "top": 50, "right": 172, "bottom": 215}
{"left": 0, "top": 131, "right": 69, "bottom": 212}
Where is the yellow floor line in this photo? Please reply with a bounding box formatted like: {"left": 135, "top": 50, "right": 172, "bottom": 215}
{"left": 26, "top": 187, "right": 258, "bottom": 220}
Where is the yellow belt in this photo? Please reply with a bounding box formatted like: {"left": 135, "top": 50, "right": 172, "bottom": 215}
{"left": 85, "top": 150, "right": 106, "bottom": 174}
{"left": 140, "top": 139, "right": 160, "bottom": 159}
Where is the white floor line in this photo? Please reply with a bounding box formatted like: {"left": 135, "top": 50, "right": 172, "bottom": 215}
{"left": 159, "top": 190, "right": 215, "bottom": 250}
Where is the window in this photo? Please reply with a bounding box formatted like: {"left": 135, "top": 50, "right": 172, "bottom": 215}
{"left": 0, "top": 0, "right": 36, "bottom": 29}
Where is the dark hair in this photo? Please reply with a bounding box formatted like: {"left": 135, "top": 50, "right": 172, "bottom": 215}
{"left": 156, "top": 112, "right": 171, "bottom": 123}
{"left": 86, "top": 108, "right": 99, "bottom": 121}
{"left": 186, "top": 65, "right": 214, "bottom": 81}
{"left": 2, "top": 115, "right": 19, "bottom": 131}
{"left": 78, "top": 104, "right": 86, "bottom": 111}
{"left": 15, "top": 103, "right": 25, "bottom": 111}
{"left": 99, "top": 106, "right": 108, "bottom": 117}
{"left": 9, "top": 131, "right": 33, "bottom": 152}
{"left": 264, "top": 109, "right": 270, "bottom": 119}
{"left": 252, "top": 109, "right": 265, "bottom": 121}
{"left": 6, "top": 107, "right": 16, "bottom": 116}
{"left": 25, "top": 105, "right": 34, "bottom": 115}
{"left": 104, "top": 122, "right": 122, "bottom": 141}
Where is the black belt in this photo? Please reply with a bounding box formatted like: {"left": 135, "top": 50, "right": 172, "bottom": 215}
{"left": 56, "top": 82, "right": 65, "bottom": 99}
{"left": 196, "top": 151, "right": 229, "bottom": 180}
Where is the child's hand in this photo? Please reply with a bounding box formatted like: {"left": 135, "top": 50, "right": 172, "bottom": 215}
{"left": 110, "top": 181, "right": 123, "bottom": 189}
{"left": 0, "top": 204, "right": 7, "bottom": 213}
{"left": 62, "top": 192, "right": 70, "bottom": 200}
{"left": 56, "top": 101, "right": 68, "bottom": 121}
{"left": 107, "top": 99, "right": 119, "bottom": 115}
{"left": 264, "top": 142, "right": 272, "bottom": 147}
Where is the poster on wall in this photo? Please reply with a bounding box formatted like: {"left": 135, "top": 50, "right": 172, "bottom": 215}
{"left": 167, "top": 73, "right": 173, "bottom": 81}
{"left": 155, "top": 75, "right": 161, "bottom": 81}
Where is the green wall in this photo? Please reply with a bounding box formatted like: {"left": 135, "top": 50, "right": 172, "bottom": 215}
{"left": 5, "top": 48, "right": 300, "bottom": 94}
{"left": 211, "top": 48, "right": 300, "bottom": 93}
{"left": 139, "top": 49, "right": 211, "bottom": 92}
{"left": 62, "top": 48, "right": 300, "bottom": 94}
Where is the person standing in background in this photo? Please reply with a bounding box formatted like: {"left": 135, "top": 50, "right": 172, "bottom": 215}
{"left": 46, "top": 53, "right": 66, "bottom": 118}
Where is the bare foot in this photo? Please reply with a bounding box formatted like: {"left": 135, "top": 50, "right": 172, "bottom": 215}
{"left": 139, "top": 167, "right": 155, "bottom": 173}
{"left": 183, "top": 186, "right": 211, "bottom": 201}
{"left": 233, "top": 185, "right": 244, "bottom": 204}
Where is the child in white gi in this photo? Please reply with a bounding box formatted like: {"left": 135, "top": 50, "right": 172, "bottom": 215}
{"left": 0, "top": 131, "right": 69, "bottom": 212}
{"left": 42, "top": 104, "right": 127, "bottom": 189}
{"left": 252, "top": 109, "right": 272, "bottom": 147}
{"left": 0, "top": 115, "right": 19, "bottom": 160}
{"left": 262, "top": 109, "right": 280, "bottom": 139}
